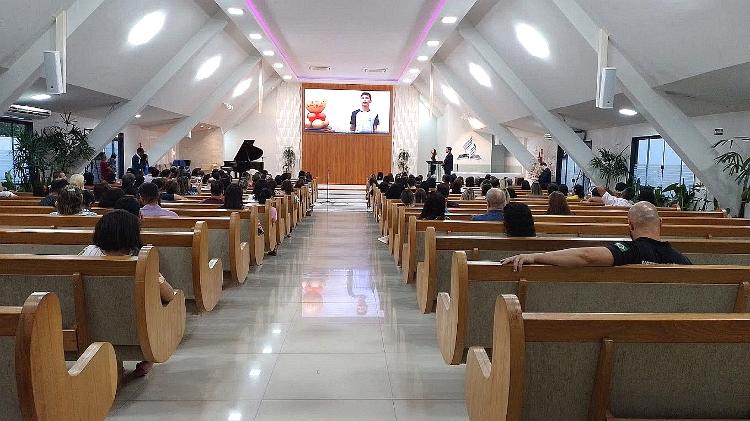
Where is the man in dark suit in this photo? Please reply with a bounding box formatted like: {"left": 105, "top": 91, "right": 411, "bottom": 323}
{"left": 443, "top": 147, "right": 454, "bottom": 176}
{"left": 131, "top": 147, "right": 149, "bottom": 175}
{"left": 538, "top": 162, "right": 552, "bottom": 189}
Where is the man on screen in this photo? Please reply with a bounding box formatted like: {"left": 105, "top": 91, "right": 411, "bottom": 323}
{"left": 350, "top": 92, "right": 380, "bottom": 133}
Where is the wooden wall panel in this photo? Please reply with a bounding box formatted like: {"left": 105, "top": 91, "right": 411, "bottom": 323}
{"left": 301, "top": 83, "right": 393, "bottom": 184}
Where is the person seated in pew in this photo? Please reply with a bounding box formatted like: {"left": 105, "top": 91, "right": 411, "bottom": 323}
{"left": 414, "top": 188, "right": 427, "bottom": 204}
{"left": 503, "top": 202, "right": 536, "bottom": 237}
{"left": 546, "top": 183, "right": 559, "bottom": 194}
{"left": 138, "top": 182, "right": 178, "bottom": 218}
{"left": 419, "top": 192, "right": 448, "bottom": 220}
{"left": 68, "top": 173, "right": 85, "bottom": 189}
{"left": 0, "top": 184, "right": 18, "bottom": 199}
{"left": 530, "top": 181, "right": 543, "bottom": 197}
{"left": 589, "top": 185, "right": 635, "bottom": 207}
{"left": 385, "top": 177, "right": 406, "bottom": 200}
{"left": 201, "top": 180, "right": 225, "bottom": 205}
{"left": 50, "top": 186, "right": 98, "bottom": 216}
{"left": 472, "top": 188, "right": 508, "bottom": 221}
{"left": 400, "top": 189, "right": 415, "bottom": 207}
{"left": 521, "top": 179, "right": 531, "bottom": 190}
{"left": 82, "top": 189, "right": 95, "bottom": 210}
{"left": 500, "top": 201, "right": 692, "bottom": 271}
{"left": 436, "top": 183, "right": 460, "bottom": 208}
{"left": 114, "top": 195, "right": 142, "bottom": 217}
{"left": 558, "top": 184, "right": 569, "bottom": 196}
{"left": 506, "top": 187, "right": 517, "bottom": 199}
{"left": 450, "top": 179, "right": 463, "bottom": 195}
{"left": 461, "top": 188, "right": 475, "bottom": 201}
{"left": 79, "top": 210, "right": 176, "bottom": 377}
{"left": 568, "top": 184, "right": 585, "bottom": 202}
{"left": 83, "top": 171, "right": 95, "bottom": 188}
{"left": 222, "top": 183, "right": 246, "bottom": 210}
{"left": 93, "top": 182, "right": 110, "bottom": 202}
{"left": 637, "top": 186, "right": 657, "bottom": 206}
{"left": 546, "top": 191, "right": 572, "bottom": 216}
{"left": 98, "top": 187, "right": 125, "bottom": 208}
{"left": 39, "top": 178, "right": 69, "bottom": 206}
{"left": 161, "top": 179, "right": 186, "bottom": 202}
{"left": 121, "top": 173, "right": 138, "bottom": 196}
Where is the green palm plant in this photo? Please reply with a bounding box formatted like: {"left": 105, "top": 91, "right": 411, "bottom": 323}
{"left": 590, "top": 147, "right": 629, "bottom": 188}
{"left": 713, "top": 138, "right": 750, "bottom": 215}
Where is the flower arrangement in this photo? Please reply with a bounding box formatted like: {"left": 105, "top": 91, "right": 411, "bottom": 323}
{"left": 526, "top": 161, "right": 543, "bottom": 181}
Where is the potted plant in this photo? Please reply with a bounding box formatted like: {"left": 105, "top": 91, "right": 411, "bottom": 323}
{"left": 281, "top": 147, "right": 296, "bottom": 175}
{"left": 590, "top": 147, "right": 629, "bottom": 188}
{"left": 397, "top": 149, "right": 410, "bottom": 174}
{"left": 713, "top": 138, "right": 750, "bottom": 217}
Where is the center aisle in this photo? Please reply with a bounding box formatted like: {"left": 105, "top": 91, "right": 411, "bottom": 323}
{"left": 110, "top": 210, "right": 468, "bottom": 420}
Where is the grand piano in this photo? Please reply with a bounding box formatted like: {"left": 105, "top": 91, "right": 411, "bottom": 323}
{"left": 223, "top": 139, "right": 264, "bottom": 178}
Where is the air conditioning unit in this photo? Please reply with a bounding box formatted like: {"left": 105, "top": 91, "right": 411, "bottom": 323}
{"left": 4, "top": 104, "right": 52, "bottom": 120}
{"left": 309, "top": 65, "right": 332, "bottom": 71}
{"left": 363, "top": 67, "right": 388, "bottom": 73}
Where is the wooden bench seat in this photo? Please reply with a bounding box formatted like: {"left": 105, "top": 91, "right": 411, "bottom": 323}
{"left": 437, "top": 256, "right": 750, "bottom": 364}
{"left": 465, "top": 295, "right": 750, "bottom": 421}
{"left": 0, "top": 247, "right": 186, "bottom": 364}
{"left": 1, "top": 292, "right": 117, "bottom": 421}
{"left": 0, "top": 223, "right": 223, "bottom": 312}
{"left": 417, "top": 230, "right": 750, "bottom": 314}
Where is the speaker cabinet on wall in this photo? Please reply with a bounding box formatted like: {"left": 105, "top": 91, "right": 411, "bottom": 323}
{"left": 43, "top": 50, "right": 65, "bottom": 94}
{"left": 596, "top": 67, "right": 616, "bottom": 109}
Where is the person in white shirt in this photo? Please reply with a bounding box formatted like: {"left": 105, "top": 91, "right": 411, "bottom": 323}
{"left": 0, "top": 185, "right": 17, "bottom": 199}
{"left": 350, "top": 92, "right": 380, "bottom": 133}
{"left": 590, "top": 185, "right": 635, "bottom": 207}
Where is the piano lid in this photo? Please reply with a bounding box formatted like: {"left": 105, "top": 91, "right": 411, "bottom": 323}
{"left": 233, "top": 139, "right": 263, "bottom": 162}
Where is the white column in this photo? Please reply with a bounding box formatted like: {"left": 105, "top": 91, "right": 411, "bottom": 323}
{"left": 148, "top": 57, "right": 260, "bottom": 163}
{"left": 458, "top": 24, "right": 602, "bottom": 185}
{"left": 550, "top": 0, "right": 738, "bottom": 210}
{"left": 433, "top": 62, "right": 536, "bottom": 171}
{"left": 0, "top": 0, "right": 106, "bottom": 113}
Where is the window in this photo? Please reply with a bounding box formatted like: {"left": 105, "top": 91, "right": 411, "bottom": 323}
{"left": 0, "top": 119, "right": 32, "bottom": 183}
{"left": 556, "top": 133, "right": 592, "bottom": 192}
{"left": 630, "top": 136, "right": 696, "bottom": 189}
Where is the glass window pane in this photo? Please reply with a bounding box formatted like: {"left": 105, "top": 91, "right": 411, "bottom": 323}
{"left": 634, "top": 139, "right": 649, "bottom": 185}
{"left": 662, "top": 142, "right": 682, "bottom": 187}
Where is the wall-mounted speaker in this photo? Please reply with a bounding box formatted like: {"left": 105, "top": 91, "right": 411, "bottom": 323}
{"left": 596, "top": 67, "right": 616, "bottom": 109}
{"left": 43, "top": 50, "right": 64, "bottom": 94}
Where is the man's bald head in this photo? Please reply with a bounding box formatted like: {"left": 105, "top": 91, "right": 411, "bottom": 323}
{"left": 628, "top": 201, "right": 662, "bottom": 238}
{"left": 486, "top": 188, "right": 508, "bottom": 210}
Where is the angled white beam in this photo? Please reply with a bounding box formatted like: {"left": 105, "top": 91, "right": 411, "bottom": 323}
{"left": 0, "top": 0, "right": 105, "bottom": 113}
{"left": 225, "top": 76, "right": 281, "bottom": 131}
{"left": 433, "top": 62, "right": 536, "bottom": 171}
{"left": 84, "top": 16, "right": 228, "bottom": 160}
{"left": 550, "top": 0, "right": 737, "bottom": 210}
{"left": 149, "top": 57, "right": 260, "bottom": 163}
{"left": 458, "top": 24, "right": 602, "bottom": 185}
{"left": 413, "top": 78, "right": 445, "bottom": 117}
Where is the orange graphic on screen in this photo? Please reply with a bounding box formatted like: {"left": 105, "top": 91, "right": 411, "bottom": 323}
{"left": 304, "top": 100, "right": 330, "bottom": 130}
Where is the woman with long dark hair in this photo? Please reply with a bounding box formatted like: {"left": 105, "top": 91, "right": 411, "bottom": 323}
{"left": 419, "top": 192, "right": 447, "bottom": 220}
{"left": 222, "top": 183, "right": 245, "bottom": 210}
{"left": 546, "top": 191, "right": 572, "bottom": 215}
{"left": 503, "top": 203, "right": 536, "bottom": 237}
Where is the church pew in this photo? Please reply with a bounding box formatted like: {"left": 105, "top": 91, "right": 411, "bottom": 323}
{"left": 257, "top": 202, "right": 280, "bottom": 253}
{"left": 465, "top": 295, "right": 750, "bottom": 421}
{"left": 0, "top": 213, "right": 250, "bottom": 285}
{"left": 437, "top": 255, "right": 750, "bottom": 365}
{"left": 417, "top": 229, "right": 750, "bottom": 314}
{"left": 0, "top": 247, "right": 186, "bottom": 365}
{"left": 1, "top": 292, "right": 117, "bottom": 421}
{"left": 0, "top": 223, "right": 223, "bottom": 312}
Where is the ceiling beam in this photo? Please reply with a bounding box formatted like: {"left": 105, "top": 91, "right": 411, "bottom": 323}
{"left": 550, "top": 0, "right": 738, "bottom": 210}
{"left": 224, "top": 76, "right": 281, "bottom": 132}
{"left": 433, "top": 62, "right": 536, "bottom": 171}
{"left": 0, "top": 0, "right": 105, "bottom": 113}
{"left": 148, "top": 57, "right": 261, "bottom": 163}
{"left": 458, "top": 24, "right": 602, "bottom": 185}
{"left": 412, "top": 78, "right": 445, "bottom": 117}
{"left": 81, "top": 15, "right": 228, "bottom": 168}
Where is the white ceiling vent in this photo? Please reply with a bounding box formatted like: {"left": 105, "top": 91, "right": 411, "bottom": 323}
{"left": 363, "top": 67, "right": 388, "bottom": 73}
{"left": 4, "top": 104, "right": 52, "bottom": 120}
{"left": 309, "top": 65, "right": 332, "bottom": 71}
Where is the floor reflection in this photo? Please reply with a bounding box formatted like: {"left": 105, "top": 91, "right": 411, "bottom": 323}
{"left": 300, "top": 268, "right": 384, "bottom": 318}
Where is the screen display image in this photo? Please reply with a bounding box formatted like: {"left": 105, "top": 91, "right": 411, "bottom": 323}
{"left": 303, "top": 88, "right": 391, "bottom": 134}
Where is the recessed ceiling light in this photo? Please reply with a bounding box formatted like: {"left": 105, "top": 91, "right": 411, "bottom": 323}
{"left": 469, "top": 63, "right": 492, "bottom": 88}
{"left": 31, "top": 94, "right": 51, "bottom": 101}
{"left": 227, "top": 7, "right": 244, "bottom": 15}
{"left": 128, "top": 11, "right": 166, "bottom": 46}
{"left": 233, "top": 78, "right": 252, "bottom": 97}
{"left": 468, "top": 117, "right": 486, "bottom": 130}
{"left": 249, "top": 33, "right": 262, "bottom": 40}
{"left": 416, "top": 55, "right": 429, "bottom": 62}
{"left": 409, "top": 68, "right": 420, "bottom": 74}
{"left": 402, "top": 78, "right": 413, "bottom": 84}
{"left": 262, "top": 50, "right": 275, "bottom": 57}
{"left": 441, "top": 84, "right": 460, "bottom": 105}
{"left": 441, "top": 16, "right": 457, "bottom": 24}
{"left": 619, "top": 108, "right": 638, "bottom": 116}
{"left": 282, "top": 75, "right": 292, "bottom": 80}
{"left": 228, "top": 411, "right": 243, "bottom": 421}
{"left": 515, "top": 23, "right": 550, "bottom": 59}
{"left": 272, "top": 62, "right": 284, "bottom": 69}
{"left": 195, "top": 55, "right": 222, "bottom": 80}
{"left": 248, "top": 369, "right": 261, "bottom": 377}
{"left": 134, "top": 114, "right": 142, "bottom": 118}
{"left": 426, "top": 40, "right": 440, "bottom": 47}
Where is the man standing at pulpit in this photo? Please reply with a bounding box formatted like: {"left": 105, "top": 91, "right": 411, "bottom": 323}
{"left": 443, "top": 147, "right": 454, "bottom": 176}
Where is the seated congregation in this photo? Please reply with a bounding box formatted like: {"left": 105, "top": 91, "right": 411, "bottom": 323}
{"left": 371, "top": 170, "right": 750, "bottom": 421}
{"left": 0, "top": 166, "right": 316, "bottom": 419}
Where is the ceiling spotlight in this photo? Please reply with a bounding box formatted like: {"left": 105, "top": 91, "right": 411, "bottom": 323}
{"left": 426, "top": 40, "right": 440, "bottom": 47}
{"left": 515, "top": 23, "right": 550, "bottom": 59}
{"left": 402, "top": 78, "right": 413, "bottom": 84}
{"left": 272, "top": 62, "right": 284, "bottom": 69}
{"left": 469, "top": 63, "right": 492, "bottom": 88}
{"left": 262, "top": 50, "right": 275, "bottom": 57}
{"left": 227, "top": 7, "right": 244, "bottom": 15}
{"left": 409, "top": 68, "right": 420, "bottom": 74}
{"left": 468, "top": 117, "right": 486, "bottom": 130}
{"left": 128, "top": 11, "right": 166, "bottom": 46}
{"left": 619, "top": 108, "right": 638, "bottom": 116}
{"left": 233, "top": 78, "right": 252, "bottom": 97}
{"left": 249, "top": 33, "right": 262, "bottom": 40}
{"left": 223, "top": 102, "right": 234, "bottom": 110}
{"left": 134, "top": 114, "right": 142, "bottom": 118}
{"left": 441, "top": 16, "right": 457, "bottom": 24}
{"left": 31, "top": 94, "right": 51, "bottom": 101}
{"left": 416, "top": 55, "right": 429, "bottom": 62}
{"left": 441, "top": 84, "right": 460, "bottom": 105}
{"left": 195, "top": 55, "right": 222, "bottom": 80}
{"left": 282, "top": 75, "right": 292, "bottom": 80}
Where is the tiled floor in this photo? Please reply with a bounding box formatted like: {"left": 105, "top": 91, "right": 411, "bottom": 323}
{"left": 108, "top": 209, "right": 468, "bottom": 420}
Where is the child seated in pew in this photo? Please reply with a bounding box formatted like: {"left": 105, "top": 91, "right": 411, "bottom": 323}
{"left": 503, "top": 202, "right": 536, "bottom": 237}
{"left": 79, "top": 210, "right": 176, "bottom": 377}
{"left": 546, "top": 191, "right": 572, "bottom": 216}
{"left": 138, "top": 182, "right": 178, "bottom": 218}
{"left": 50, "top": 186, "right": 97, "bottom": 216}
{"left": 501, "top": 201, "right": 691, "bottom": 271}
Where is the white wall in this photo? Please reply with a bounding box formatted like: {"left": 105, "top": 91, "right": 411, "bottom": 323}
{"left": 176, "top": 127, "right": 224, "bottom": 170}
{"left": 416, "top": 100, "right": 438, "bottom": 175}
{"left": 436, "top": 104, "right": 494, "bottom": 173}
{"left": 505, "top": 127, "right": 556, "bottom": 177}
{"left": 224, "top": 88, "right": 281, "bottom": 175}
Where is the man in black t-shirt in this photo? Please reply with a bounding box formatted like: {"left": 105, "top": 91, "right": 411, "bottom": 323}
{"left": 500, "top": 201, "right": 691, "bottom": 271}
